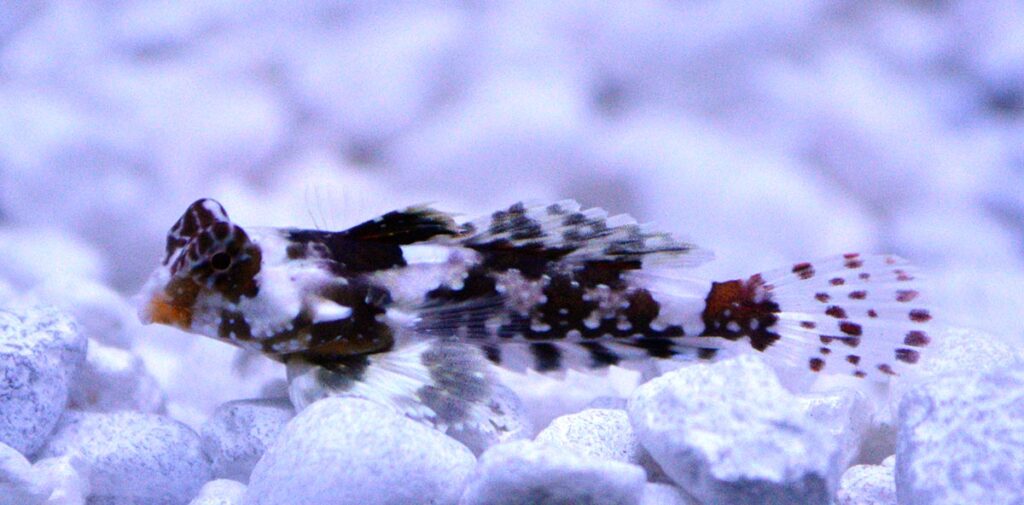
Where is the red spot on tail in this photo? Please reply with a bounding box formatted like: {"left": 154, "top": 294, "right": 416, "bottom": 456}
{"left": 896, "top": 348, "right": 920, "bottom": 364}
{"left": 809, "top": 358, "right": 825, "bottom": 372}
{"left": 909, "top": 309, "right": 931, "bottom": 323}
{"left": 896, "top": 290, "right": 919, "bottom": 302}
{"left": 792, "top": 262, "right": 814, "bottom": 279}
{"left": 904, "top": 330, "right": 930, "bottom": 347}
{"left": 825, "top": 306, "right": 848, "bottom": 319}
{"left": 839, "top": 321, "right": 863, "bottom": 336}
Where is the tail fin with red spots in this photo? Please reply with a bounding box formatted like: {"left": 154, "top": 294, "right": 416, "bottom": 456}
{"left": 700, "top": 254, "right": 933, "bottom": 380}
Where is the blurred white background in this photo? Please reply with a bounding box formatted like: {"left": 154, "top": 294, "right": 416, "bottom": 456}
{"left": 1, "top": 0, "right": 1022, "bottom": 422}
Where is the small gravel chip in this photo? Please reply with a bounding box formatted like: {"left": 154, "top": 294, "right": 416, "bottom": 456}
{"left": 460, "top": 440, "right": 647, "bottom": 505}
{"left": 200, "top": 398, "right": 294, "bottom": 483}
{"left": 836, "top": 456, "right": 895, "bottom": 505}
{"left": 189, "top": 479, "right": 246, "bottom": 505}
{"left": 0, "top": 441, "right": 50, "bottom": 505}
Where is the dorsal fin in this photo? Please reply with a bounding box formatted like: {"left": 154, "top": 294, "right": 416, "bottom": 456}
{"left": 341, "top": 206, "right": 461, "bottom": 245}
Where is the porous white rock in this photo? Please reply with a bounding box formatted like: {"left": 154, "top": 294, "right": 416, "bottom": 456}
{"left": 38, "top": 411, "right": 211, "bottom": 505}
{"left": 33, "top": 455, "right": 90, "bottom": 505}
{"left": 535, "top": 407, "right": 667, "bottom": 482}
{"left": 244, "top": 397, "right": 475, "bottom": 505}
{"left": 443, "top": 383, "right": 532, "bottom": 456}
{"left": 460, "top": 439, "right": 647, "bottom": 505}
{"left": 200, "top": 398, "right": 294, "bottom": 483}
{"left": 0, "top": 306, "right": 86, "bottom": 455}
{"left": 836, "top": 456, "right": 896, "bottom": 505}
{"left": 69, "top": 339, "right": 166, "bottom": 413}
{"left": 189, "top": 479, "right": 246, "bottom": 505}
{"left": 0, "top": 441, "right": 50, "bottom": 505}
{"left": 640, "top": 483, "right": 700, "bottom": 505}
{"left": 628, "top": 354, "right": 841, "bottom": 505}
{"left": 536, "top": 408, "right": 642, "bottom": 463}
{"left": 796, "top": 387, "right": 874, "bottom": 469}
{"left": 896, "top": 366, "right": 1024, "bottom": 505}
{"left": 889, "top": 326, "right": 1024, "bottom": 413}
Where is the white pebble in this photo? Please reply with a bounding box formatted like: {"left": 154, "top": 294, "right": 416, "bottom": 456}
{"left": 628, "top": 354, "right": 841, "bottom": 505}
{"left": 460, "top": 440, "right": 647, "bottom": 505}
{"left": 896, "top": 366, "right": 1024, "bottom": 505}
{"left": 0, "top": 306, "right": 86, "bottom": 455}
{"left": 200, "top": 399, "right": 294, "bottom": 483}
{"left": 189, "top": 479, "right": 246, "bottom": 505}
{"left": 33, "top": 455, "right": 91, "bottom": 505}
{"left": 38, "top": 411, "right": 211, "bottom": 505}
{"left": 836, "top": 456, "right": 895, "bottom": 505}
{"left": 0, "top": 441, "right": 50, "bottom": 505}
{"left": 536, "top": 407, "right": 667, "bottom": 481}
{"left": 244, "top": 397, "right": 475, "bottom": 505}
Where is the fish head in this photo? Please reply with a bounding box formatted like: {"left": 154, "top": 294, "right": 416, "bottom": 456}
{"left": 137, "top": 198, "right": 263, "bottom": 334}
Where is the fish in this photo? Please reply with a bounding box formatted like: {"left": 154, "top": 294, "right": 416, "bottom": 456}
{"left": 138, "top": 198, "right": 933, "bottom": 433}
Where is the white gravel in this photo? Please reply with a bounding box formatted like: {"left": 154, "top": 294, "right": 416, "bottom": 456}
{"left": 460, "top": 439, "right": 647, "bottom": 505}
{"left": 1, "top": 2, "right": 1024, "bottom": 502}
{"left": 37, "top": 411, "right": 211, "bottom": 505}
{"left": 200, "top": 399, "right": 294, "bottom": 483}
{"left": 896, "top": 366, "right": 1024, "bottom": 505}
{"left": 0, "top": 306, "right": 86, "bottom": 456}
{"left": 243, "top": 397, "right": 475, "bottom": 505}
{"left": 628, "top": 354, "right": 842, "bottom": 505}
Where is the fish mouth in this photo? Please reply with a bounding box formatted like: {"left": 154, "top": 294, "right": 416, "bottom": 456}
{"left": 138, "top": 292, "right": 193, "bottom": 329}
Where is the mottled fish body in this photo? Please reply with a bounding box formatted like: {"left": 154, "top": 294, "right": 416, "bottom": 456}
{"left": 139, "top": 199, "right": 933, "bottom": 430}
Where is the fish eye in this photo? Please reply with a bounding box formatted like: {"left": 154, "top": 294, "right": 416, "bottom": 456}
{"left": 211, "top": 252, "right": 232, "bottom": 271}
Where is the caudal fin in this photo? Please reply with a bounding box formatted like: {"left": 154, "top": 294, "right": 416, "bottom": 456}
{"left": 700, "top": 253, "right": 933, "bottom": 380}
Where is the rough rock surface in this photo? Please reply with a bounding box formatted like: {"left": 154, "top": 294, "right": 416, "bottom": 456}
{"left": 797, "top": 387, "right": 874, "bottom": 469}
{"left": 535, "top": 408, "right": 665, "bottom": 480}
{"left": 189, "top": 479, "right": 246, "bottom": 505}
{"left": 836, "top": 455, "right": 896, "bottom": 505}
{"left": 896, "top": 367, "right": 1024, "bottom": 505}
{"left": 628, "top": 354, "right": 841, "bottom": 505}
{"left": 244, "top": 397, "right": 475, "bottom": 505}
{"left": 200, "top": 398, "right": 294, "bottom": 483}
{"left": 0, "top": 306, "right": 86, "bottom": 455}
{"left": 38, "top": 411, "right": 211, "bottom": 505}
{"left": 460, "top": 439, "right": 647, "bottom": 505}
{"left": 0, "top": 441, "right": 50, "bottom": 505}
